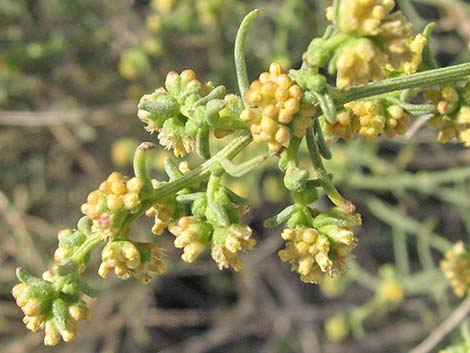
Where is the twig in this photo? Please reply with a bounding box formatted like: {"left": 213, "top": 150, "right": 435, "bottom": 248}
{"left": 402, "top": 114, "right": 434, "bottom": 140}
{"left": 409, "top": 297, "right": 470, "bottom": 353}
{"left": 0, "top": 101, "right": 135, "bottom": 127}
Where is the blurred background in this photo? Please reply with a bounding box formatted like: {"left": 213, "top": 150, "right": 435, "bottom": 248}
{"left": 1, "top": 0, "right": 470, "bottom": 352}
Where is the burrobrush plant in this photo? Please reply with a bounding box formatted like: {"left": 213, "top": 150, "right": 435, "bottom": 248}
{"left": 12, "top": 0, "right": 470, "bottom": 346}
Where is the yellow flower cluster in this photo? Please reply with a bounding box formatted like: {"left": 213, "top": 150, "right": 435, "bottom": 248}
{"left": 211, "top": 224, "right": 256, "bottom": 271}
{"left": 168, "top": 216, "right": 210, "bottom": 263}
{"left": 354, "top": 102, "right": 386, "bottom": 140}
{"left": 158, "top": 129, "right": 195, "bottom": 158}
{"left": 426, "top": 85, "right": 470, "bottom": 146}
{"left": 81, "top": 173, "right": 144, "bottom": 239}
{"left": 12, "top": 283, "right": 90, "bottom": 345}
{"left": 335, "top": 39, "right": 387, "bottom": 90}
{"left": 99, "top": 241, "right": 140, "bottom": 280}
{"left": 146, "top": 199, "right": 176, "bottom": 235}
{"left": 330, "top": 0, "right": 396, "bottom": 36}
{"left": 99, "top": 240, "right": 166, "bottom": 282}
{"left": 278, "top": 226, "right": 357, "bottom": 284}
{"left": 440, "top": 242, "right": 470, "bottom": 297}
{"left": 138, "top": 70, "right": 213, "bottom": 157}
{"left": 326, "top": 100, "right": 409, "bottom": 141}
{"left": 241, "top": 63, "right": 315, "bottom": 152}
{"left": 386, "top": 33, "right": 427, "bottom": 75}
{"left": 134, "top": 243, "right": 167, "bottom": 283}
{"left": 12, "top": 283, "right": 46, "bottom": 333}
{"left": 324, "top": 314, "right": 349, "bottom": 342}
{"left": 376, "top": 264, "right": 404, "bottom": 304}
{"left": 46, "top": 302, "right": 89, "bottom": 345}
{"left": 328, "top": 0, "right": 426, "bottom": 88}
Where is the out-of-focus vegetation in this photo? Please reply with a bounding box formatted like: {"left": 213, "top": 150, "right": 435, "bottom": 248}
{"left": 1, "top": 0, "right": 470, "bottom": 352}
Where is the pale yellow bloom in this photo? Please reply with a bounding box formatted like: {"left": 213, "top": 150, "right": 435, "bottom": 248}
{"left": 242, "top": 63, "right": 315, "bottom": 152}
{"left": 426, "top": 84, "right": 470, "bottom": 146}
{"left": 278, "top": 225, "right": 357, "bottom": 284}
{"left": 169, "top": 216, "right": 209, "bottom": 263}
{"left": 211, "top": 224, "right": 256, "bottom": 271}
{"left": 441, "top": 242, "right": 470, "bottom": 297}
{"left": 81, "top": 173, "right": 144, "bottom": 240}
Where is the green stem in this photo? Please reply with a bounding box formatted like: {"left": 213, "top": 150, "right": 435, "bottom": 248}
{"left": 334, "top": 63, "right": 470, "bottom": 105}
{"left": 133, "top": 142, "right": 155, "bottom": 193}
{"left": 71, "top": 235, "right": 102, "bottom": 264}
{"left": 128, "top": 132, "right": 253, "bottom": 224}
{"left": 306, "top": 127, "right": 355, "bottom": 213}
{"left": 366, "top": 197, "right": 452, "bottom": 253}
{"left": 234, "top": 9, "right": 259, "bottom": 98}
{"left": 417, "top": 220, "right": 435, "bottom": 270}
{"left": 392, "top": 227, "right": 410, "bottom": 276}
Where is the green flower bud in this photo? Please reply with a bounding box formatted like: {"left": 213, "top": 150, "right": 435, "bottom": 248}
{"left": 303, "top": 38, "right": 333, "bottom": 67}
{"left": 138, "top": 91, "right": 180, "bottom": 118}
{"left": 293, "top": 188, "right": 318, "bottom": 206}
{"left": 191, "top": 197, "right": 208, "bottom": 218}
{"left": 287, "top": 210, "right": 308, "bottom": 229}
{"left": 205, "top": 99, "right": 226, "bottom": 127}
{"left": 284, "top": 164, "right": 309, "bottom": 192}
{"left": 306, "top": 74, "right": 327, "bottom": 93}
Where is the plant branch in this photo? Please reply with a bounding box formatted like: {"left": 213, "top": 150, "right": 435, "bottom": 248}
{"left": 409, "top": 297, "right": 470, "bottom": 353}
{"left": 335, "top": 63, "right": 470, "bottom": 105}
{"left": 306, "top": 127, "right": 355, "bottom": 213}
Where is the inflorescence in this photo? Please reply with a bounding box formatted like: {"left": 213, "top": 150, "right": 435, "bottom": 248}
{"left": 12, "top": 0, "right": 470, "bottom": 346}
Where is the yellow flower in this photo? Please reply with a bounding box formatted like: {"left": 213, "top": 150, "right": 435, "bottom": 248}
{"left": 278, "top": 225, "right": 358, "bottom": 284}
{"left": 426, "top": 84, "right": 470, "bottom": 146}
{"left": 157, "top": 130, "right": 195, "bottom": 157}
{"left": 146, "top": 199, "right": 176, "bottom": 235}
{"left": 375, "top": 264, "right": 404, "bottom": 304}
{"left": 211, "top": 224, "right": 256, "bottom": 271}
{"left": 330, "top": 0, "right": 426, "bottom": 85}
{"left": 326, "top": 100, "right": 409, "bottom": 141}
{"left": 324, "top": 109, "right": 359, "bottom": 141}
{"left": 168, "top": 216, "right": 211, "bottom": 263}
{"left": 81, "top": 173, "right": 144, "bottom": 239}
{"left": 324, "top": 314, "right": 349, "bottom": 342}
{"left": 385, "top": 104, "right": 409, "bottom": 137}
{"left": 146, "top": 14, "right": 162, "bottom": 34}
{"left": 242, "top": 63, "right": 315, "bottom": 152}
{"left": 346, "top": 100, "right": 385, "bottom": 140}
{"left": 111, "top": 138, "right": 138, "bottom": 167}
{"left": 335, "top": 0, "right": 396, "bottom": 36}
{"left": 99, "top": 241, "right": 142, "bottom": 280}
{"left": 441, "top": 242, "right": 470, "bottom": 297}
{"left": 12, "top": 279, "right": 90, "bottom": 345}
{"left": 335, "top": 39, "right": 387, "bottom": 89}
{"left": 12, "top": 283, "right": 45, "bottom": 332}
{"left": 133, "top": 243, "right": 167, "bottom": 283}
{"left": 99, "top": 240, "right": 166, "bottom": 282}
